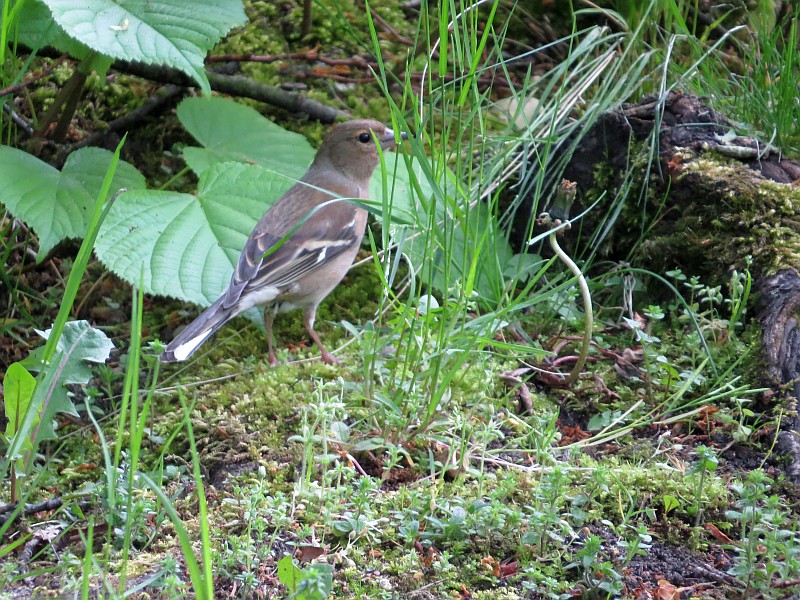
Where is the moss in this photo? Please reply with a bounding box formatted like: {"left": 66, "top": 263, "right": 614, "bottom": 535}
{"left": 574, "top": 453, "right": 728, "bottom": 516}
{"left": 156, "top": 361, "right": 337, "bottom": 467}
{"left": 639, "top": 157, "right": 800, "bottom": 280}
{"left": 584, "top": 134, "right": 800, "bottom": 290}
{"left": 213, "top": 0, "right": 413, "bottom": 130}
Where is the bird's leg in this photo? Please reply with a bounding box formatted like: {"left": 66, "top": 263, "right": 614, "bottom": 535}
{"left": 304, "top": 306, "right": 340, "bottom": 364}
{"left": 264, "top": 310, "right": 279, "bottom": 366}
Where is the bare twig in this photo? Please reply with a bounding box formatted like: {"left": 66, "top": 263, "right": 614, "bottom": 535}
{"left": 2, "top": 104, "right": 34, "bottom": 136}
{"left": 61, "top": 83, "right": 184, "bottom": 160}
{"left": 0, "top": 497, "right": 65, "bottom": 526}
{"left": 365, "top": 4, "right": 414, "bottom": 45}
{"left": 113, "top": 60, "right": 349, "bottom": 123}
{"left": 498, "top": 370, "right": 533, "bottom": 414}
{"left": 0, "top": 61, "right": 61, "bottom": 98}
{"left": 295, "top": 71, "right": 376, "bottom": 84}
{"left": 209, "top": 48, "right": 378, "bottom": 70}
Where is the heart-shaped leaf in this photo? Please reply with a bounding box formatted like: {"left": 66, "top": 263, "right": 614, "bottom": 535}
{"left": 178, "top": 96, "right": 315, "bottom": 178}
{"left": 0, "top": 146, "right": 145, "bottom": 260}
{"left": 95, "top": 161, "right": 291, "bottom": 307}
{"left": 42, "top": 0, "right": 246, "bottom": 94}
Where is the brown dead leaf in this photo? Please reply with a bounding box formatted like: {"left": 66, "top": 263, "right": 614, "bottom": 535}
{"left": 457, "top": 584, "right": 473, "bottom": 599}
{"left": 696, "top": 405, "right": 720, "bottom": 418}
{"left": 657, "top": 579, "right": 679, "bottom": 600}
{"left": 310, "top": 64, "right": 351, "bottom": 77}
{"left": 498, "top": 559, "right": 519, "bottom": 578}
{"left": 423, "top": 546, "right": 439, "bottom": 567}
{"left": 704, "top": 523, "right": 733, "bottom": 544}
{"left": 295, "top": 545, "right": 326, "bottom": 563}
{"left": 480, "top": 555, "right": 500, "bottom": 578}
{"left": 559, "top": 424, "right": 591, "bottom": 445}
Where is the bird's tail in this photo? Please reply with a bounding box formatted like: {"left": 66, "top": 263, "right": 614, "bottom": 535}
{"left": 161, "top": 298, "right": 236, "bottom": 363}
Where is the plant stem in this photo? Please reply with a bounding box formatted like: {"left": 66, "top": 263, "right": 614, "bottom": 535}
{"left": 540, "top": 212, "right": 593, "bottom": 386}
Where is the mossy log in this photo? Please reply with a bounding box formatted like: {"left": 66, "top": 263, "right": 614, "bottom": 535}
{"left": 560, "top": 92, "right": 800, "bottom": 480}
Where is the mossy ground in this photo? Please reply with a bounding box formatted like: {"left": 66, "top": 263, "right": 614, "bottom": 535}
{"left": 11, "top": 272, "right": 786, "bottom": 598}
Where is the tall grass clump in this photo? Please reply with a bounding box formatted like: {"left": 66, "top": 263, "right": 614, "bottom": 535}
{"left": 352, "top": 0, "right": 665, "bottom": 469}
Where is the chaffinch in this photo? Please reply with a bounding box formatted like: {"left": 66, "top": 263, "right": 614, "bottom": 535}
{"left": 161, "top": 119, "right": 401, "bottom": 365}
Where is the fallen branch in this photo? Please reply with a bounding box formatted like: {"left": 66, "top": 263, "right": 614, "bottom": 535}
{"left": 58, "top": 83, "right": 185, "bottom": 165}
{"left": 0, "top": 497, "right": 64, "bottom": 526}
{"left": 113, "top": 60, "right": 349, "bottom": 123}
{"left": 208, "top": 47, "right": 378, "bottom": 70}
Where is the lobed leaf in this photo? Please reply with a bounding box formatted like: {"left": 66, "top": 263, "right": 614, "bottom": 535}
{"left": 25, "top": 321, "right": 115, "bottom": 440}
{"left": 178, "top": 96, "right": 315, "bottom": 178}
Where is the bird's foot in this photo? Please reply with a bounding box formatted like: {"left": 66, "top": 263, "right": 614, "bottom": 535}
{"left": 320, "top": 351, "right": 341, "bottom": 365}
{"left": 268, "top": 352, "right": 280, "bottom": 367}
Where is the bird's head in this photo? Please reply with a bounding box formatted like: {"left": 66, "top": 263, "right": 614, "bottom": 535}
{"left": 313, "top": 119, "right": 404, "bottom": 183}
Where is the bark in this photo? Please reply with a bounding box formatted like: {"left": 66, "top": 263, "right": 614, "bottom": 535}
{"left": 555, "top": 92, "right": 800, "bottom": 479}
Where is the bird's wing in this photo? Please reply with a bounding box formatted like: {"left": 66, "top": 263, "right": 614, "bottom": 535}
{"left": 220, "top": 199, "right": 363, "bottom": 310}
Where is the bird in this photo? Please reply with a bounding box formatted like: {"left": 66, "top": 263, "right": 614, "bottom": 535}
{"left": 161, "top": 119, "right": 402, "bottom": 365}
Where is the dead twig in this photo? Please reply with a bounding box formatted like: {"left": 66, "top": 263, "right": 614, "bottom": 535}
{"left": 2, "top": 104, "right": 34, "bottom": 136}
{"left": 113, "top": 60, "right": 348, "bottom": 123}
{"left": 498, "top": 368, "right": 533, "bottom": 414}
{"left": 295, "top": 71, "right": 376, "bottom": 84}
{"left": 59, "top": 83, "right": 185, "bottom": 164}
{"left": 209, "top": 47, "right": 378, "bottom": 70}
{"left": 365, "top": 4, "right": 414, "bottom": 45}
{"left": 0, "top": 497, "right": 64, "bottom": 527}
{"left": 0, "top": 60, "right": 62, "bottom": 98}
{"left": 405, "top": 70, "right": 516, "bottom": 91}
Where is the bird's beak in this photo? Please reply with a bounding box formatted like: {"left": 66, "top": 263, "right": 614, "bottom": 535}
{"left": 380, "top": 128, "right": 408, "bottom": 149}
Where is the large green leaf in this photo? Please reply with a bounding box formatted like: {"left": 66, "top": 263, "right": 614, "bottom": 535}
{"left": 365, "top": 154, "right": 423, "bottom": 226}
{"left": 8, "top": 0, "right": 80, "bottom": 57}
{"left": 41, "top": 0, "right": 246, "bottom": 94}
{"left": 95, "top": 161, "right": 291, "bottom": 307}
{"left": 178, "top": 96, "right": 315, "bottom": 178}
{"left": 0, "top": 146, "right": 146, "bottom": 260}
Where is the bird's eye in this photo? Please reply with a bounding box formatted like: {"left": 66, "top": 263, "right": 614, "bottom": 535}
{"left": 358, "top": 132, "right": 372, "bottom": 143}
